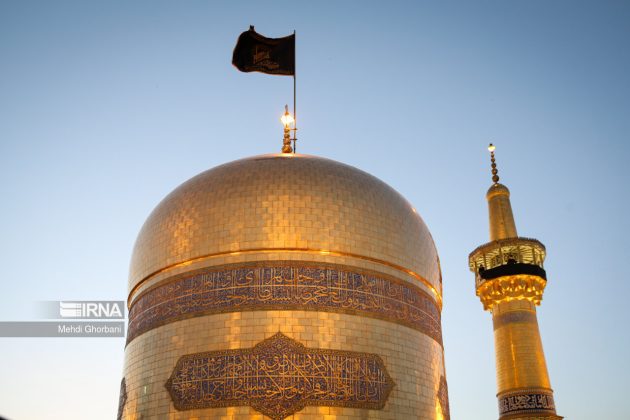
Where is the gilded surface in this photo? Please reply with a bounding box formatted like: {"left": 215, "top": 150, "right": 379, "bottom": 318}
{"left": 165, "top": 332, "right": 395, "bottom": 419}
{"left": 486, "top": 183, "right": 518, "bottom": 241}
{"left": 127, "top": 263, "right": 442, "bottom": 345}
{"left": 123, "top": 153, "right": 448, "bottom": 419}
{"left": 494, "top": 312, "right": 551, "bottom": 391}
{"left": 128, "top": 154, "right": 441, "bottom": 293}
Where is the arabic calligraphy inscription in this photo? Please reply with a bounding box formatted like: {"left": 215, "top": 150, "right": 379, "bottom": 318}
{"left": 165, "top": 333, "right": 395, "bottom": 419}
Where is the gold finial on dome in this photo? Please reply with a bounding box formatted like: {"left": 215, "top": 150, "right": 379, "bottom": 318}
{"left": 488, "top": 143, "right": 499, "bottom": 184}
{"left": 281, "top": 105, "right": 294, "bottom": 153}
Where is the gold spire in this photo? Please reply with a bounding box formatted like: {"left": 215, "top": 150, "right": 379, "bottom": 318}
{"left": 488, "top": 143, "right": 499, "bottom": 184}
{"left": 281, "top": 105, "right": 294, "bottom": 154}
{"left": 485, "top": 144, "right": 517, "bottom": 240}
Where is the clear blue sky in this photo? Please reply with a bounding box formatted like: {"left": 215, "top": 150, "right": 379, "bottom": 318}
{"left": 1, "top": 1, "right": 629, "bottom": 419}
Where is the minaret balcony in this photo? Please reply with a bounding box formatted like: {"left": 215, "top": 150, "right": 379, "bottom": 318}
{"left": 468, "top": 237, "right": 546, "bottom": 289}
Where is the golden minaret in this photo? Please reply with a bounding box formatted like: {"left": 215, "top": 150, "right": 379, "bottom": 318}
{"left": 468, "top": 144, "right": 562, "bottom": 420}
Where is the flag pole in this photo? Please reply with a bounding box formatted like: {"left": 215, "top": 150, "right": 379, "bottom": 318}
{"left": 293, "top": 30, "right": 297, "bottom": 154}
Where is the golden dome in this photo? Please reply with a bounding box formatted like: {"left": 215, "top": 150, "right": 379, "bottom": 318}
{"left": 128, "top": 153, "right": 441, "bottom": 302}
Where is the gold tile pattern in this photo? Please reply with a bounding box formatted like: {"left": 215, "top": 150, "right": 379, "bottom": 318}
{"left": 122, "top": 312, "right": 447, "bottom": 419}
{"left": 492, "top": 301, "right": 551, "bottom": 392}
{"left": 128, "top": 154, "right": 441, "bottom": 296}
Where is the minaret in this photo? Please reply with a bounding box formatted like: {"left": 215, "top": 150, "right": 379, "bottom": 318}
{"left": 468, "top": 144, "right": 562, "bottom": 420}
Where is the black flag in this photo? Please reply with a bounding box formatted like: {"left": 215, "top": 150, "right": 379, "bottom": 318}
{"left": 232, "top": 26, "right": 295, "bottom": 76}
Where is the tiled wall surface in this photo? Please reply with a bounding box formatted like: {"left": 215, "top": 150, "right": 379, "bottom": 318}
{"left": 122, "top": 310, "right": 447, "bottom": 419}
